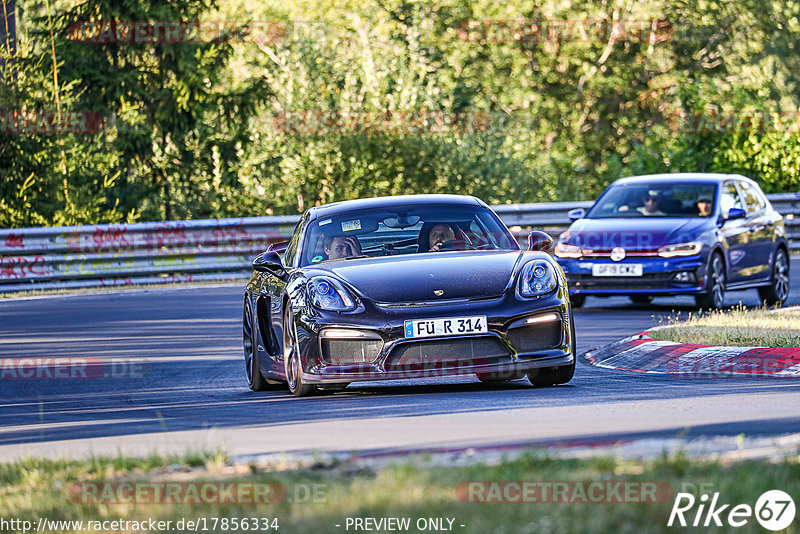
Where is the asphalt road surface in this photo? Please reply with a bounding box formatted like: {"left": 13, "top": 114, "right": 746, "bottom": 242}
{"left": 2, "top": 264, "right": 800, "bottom": 462}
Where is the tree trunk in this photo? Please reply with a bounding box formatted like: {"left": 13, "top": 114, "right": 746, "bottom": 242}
{"left": 162, "top": 169, "right": 172, "bottom": 221}
{"left": 0, "top": 0, "right": 17, "bottom": 80}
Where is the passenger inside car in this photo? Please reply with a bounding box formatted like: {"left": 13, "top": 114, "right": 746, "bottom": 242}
{"left": 695, "top": 198, "right": 713, "bottom": 217}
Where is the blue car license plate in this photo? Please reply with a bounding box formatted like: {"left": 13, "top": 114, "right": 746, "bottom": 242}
{"left": 592, "top": 264, "right": 643, "bottom": 276}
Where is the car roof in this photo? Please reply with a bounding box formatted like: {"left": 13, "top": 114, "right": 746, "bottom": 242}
{"left": 307, "top": 194, "right": 484, "bottom": 220}
{"left": 612, "top": 173, "right": 757, "bottom": 186}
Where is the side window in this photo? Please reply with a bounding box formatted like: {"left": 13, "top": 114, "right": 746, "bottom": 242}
{"left": 469, "top": 219, "right": 486, "bottom": 240}
{"left": 738, "top": 181, "right": 766, "bottom": 212}
{"left": 282, "top": 222, "right": 303, "bottom": 268}
{"left": 719, "top": 183, "right": 744, "bottom": 218}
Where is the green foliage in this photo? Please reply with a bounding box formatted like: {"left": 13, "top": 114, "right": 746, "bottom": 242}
{"left": 4, "top": 450, "right": 800, "bottom": 534}
{"left": 2, "top": 0, "right": 800, "bottom": 227}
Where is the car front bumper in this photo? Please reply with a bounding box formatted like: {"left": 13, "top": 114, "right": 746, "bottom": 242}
{"left": 300, "top": 351, "right": 574, "bottom": 383}
{"left": 557, "top": 255, "right": 707, "bottom": 296}
{"left": 294, "top": 291, "right": 574, "bottom": 383}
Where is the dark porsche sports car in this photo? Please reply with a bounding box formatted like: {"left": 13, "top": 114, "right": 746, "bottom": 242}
{"left": 243, "top": 194, "right": 575, "bottom": 396}
{"left": 554, "top": 173, "right": 790, "bottom": 309}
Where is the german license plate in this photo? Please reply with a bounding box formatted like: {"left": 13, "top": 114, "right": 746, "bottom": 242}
{"left": 591, "top": 264, "right": 643, "bottom": 277}
{"left": 404, "top": 316, "right": 488, "bottom": 339}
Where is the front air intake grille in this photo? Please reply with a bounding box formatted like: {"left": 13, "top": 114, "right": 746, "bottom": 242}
{"left": 507, "top": 320, "right": 562, "bottom": 353}
{"left": 567, "top": 273, "right": 679, "bottom": 289}
{"left": 321, "top": 338, "right": 383, "bottom": 365}
{"left": 386, "top": 336, "right": 511, "bottom": 371}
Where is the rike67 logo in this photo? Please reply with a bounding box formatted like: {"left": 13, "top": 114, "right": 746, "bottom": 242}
{"left": 668, "top": 490, "right": 795, "bottom": 530}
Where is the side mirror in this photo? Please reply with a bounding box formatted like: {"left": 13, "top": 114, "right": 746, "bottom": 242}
{"left": 253, "top": 251, "right": 286, "bottom": 277}
{"left": 527, "top": 231, "right": 554, "bottom": 252}
{"left": 567, "top": 208, "right": 585, "bottom": 222}
{"left": 725, "top": 208, "right": 746, "bottom": 221}
{"left": 267, "top": 241, "right": 289, "bottom": 253}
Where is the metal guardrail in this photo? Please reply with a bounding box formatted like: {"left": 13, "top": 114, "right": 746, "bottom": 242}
{"left": 0, "top": 218, "right": 298, "bottom": 293}
{"left": 1, "top": 194, "right": 798, "bottom": 293}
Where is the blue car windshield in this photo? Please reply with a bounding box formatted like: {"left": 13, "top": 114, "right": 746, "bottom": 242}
{"left": 587, "top": 183, "right": 718, "bottom": 219}
{"left": 301, "top": 204, "right": 518, "bottom": 266}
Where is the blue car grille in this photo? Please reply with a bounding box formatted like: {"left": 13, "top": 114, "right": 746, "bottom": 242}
{"left": 567, "top": 272, "right": 689, "bottom": 288}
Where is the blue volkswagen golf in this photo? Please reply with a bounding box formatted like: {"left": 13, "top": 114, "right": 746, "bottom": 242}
{"left": 554, "top": 173, "right": 790, "bottom": 308}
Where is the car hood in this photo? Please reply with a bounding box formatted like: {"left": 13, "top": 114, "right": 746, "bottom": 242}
{"left": 564, "top": 218, "right": 711, "bottom": 250}
{"left": 312, "top": 251, "right": 524, "bottom": 302}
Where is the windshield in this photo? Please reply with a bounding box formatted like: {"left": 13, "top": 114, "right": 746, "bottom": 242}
{"left": 586, "top": 183, "right": 718, "bottom": 219}
{"left": 300, "top": 204, "right": 518, "bottom": 266}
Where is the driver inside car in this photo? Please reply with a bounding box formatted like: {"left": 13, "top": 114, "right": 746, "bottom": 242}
{"left": 428, "top": 223, "right": 456, "bottom": 251}
{"left": 324, "top": 235, "right": 363, "bottom": 260}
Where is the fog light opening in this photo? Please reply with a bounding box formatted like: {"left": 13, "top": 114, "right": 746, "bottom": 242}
{"left": 672, "top": 271, "right": 696, "bottom": 282}
{"left": 525, "top": 313, "right": 560, "bottom": 324}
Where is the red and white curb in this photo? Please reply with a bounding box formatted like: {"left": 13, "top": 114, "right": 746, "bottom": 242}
{"left": 584, "top": 332, "right": 800, "bottom": 378}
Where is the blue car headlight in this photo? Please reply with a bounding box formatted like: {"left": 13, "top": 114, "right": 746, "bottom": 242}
{"left": 518, "top": 259, "right": 558, "bottom": 298}
{"left": 307, "top": 277, "right": 356, "bottom": 311}
{"left": 658, "top": 241, "right": 703, "bottom": 258}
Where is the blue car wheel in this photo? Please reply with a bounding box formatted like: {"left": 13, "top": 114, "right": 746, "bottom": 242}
{"left": 759, "top": 248, "right": 790, "bottom": 305}
{"left": 695, "top": 253, "right": 725, "bottom": 309}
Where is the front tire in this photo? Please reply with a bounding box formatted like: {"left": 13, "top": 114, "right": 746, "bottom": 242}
{"left": 569, "top": 294, "right": 586, "bottom": 308}
{"left": 528, "top": 317, "right": 576, "bottom": 386}
{"left": 529, "top": 360, "right": 575, "bottom": 387}
{"left": 283, "top": 307, "right": 316, "bottom": 397}
{"left": 244, "top": 295, "right": 269, "bottom": 391}
{"left": 759, "top": 248, "right": 790, "bottom": 306}
{"left": 695, "top": 252, "right": 725, "bottom": 309}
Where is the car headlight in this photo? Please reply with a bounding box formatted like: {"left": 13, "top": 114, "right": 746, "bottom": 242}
{"left": 554, "top": 243, "right": 583, "bottom": 258}
{"left": 658, "top": 241, "right": 702, "bottom": 258}
{"left": 519, "top": 259, "right": 558, "bottom": 298}
{"left": 307, "top": 277, "right": 356, "bottom": 311}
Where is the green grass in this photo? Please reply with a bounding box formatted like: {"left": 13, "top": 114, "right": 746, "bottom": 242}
{"left": 2, "top": 450, "right": 799, "bottom": 533}
{"left": 650, "top": 307, "right": 800, "bottom": 347}
{"left": 0, "top": 450, "right": 225, "bottom": 487}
